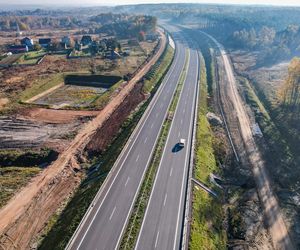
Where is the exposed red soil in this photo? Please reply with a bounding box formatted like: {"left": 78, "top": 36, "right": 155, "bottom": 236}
{"left": 19, "top": 108, "right": 100, "bottom": 124}
{"left": 0, "top": 31, "right": 166, "bottom": 249}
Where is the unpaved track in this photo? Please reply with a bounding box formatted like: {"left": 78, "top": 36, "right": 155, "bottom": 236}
{"left": 203, "top": 32, "right": 294, "bottom": 250}
{"left": 0, "top": 31, "right": 166, "bottom": 249}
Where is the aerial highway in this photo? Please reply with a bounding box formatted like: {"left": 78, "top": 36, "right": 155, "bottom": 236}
{"left": 67, "top": 29, "right": 188, "bottom": 250}
{"left": 135, "top": 39, "right": 199, "bottom": 250}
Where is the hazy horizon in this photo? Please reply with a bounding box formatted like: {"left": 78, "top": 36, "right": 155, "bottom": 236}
{"left": 1, "top": 0, "right": 300, "bottom": 7}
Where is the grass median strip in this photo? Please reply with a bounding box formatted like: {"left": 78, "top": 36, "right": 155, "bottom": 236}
{"left": 38, "top": 44, "right": 174, "bottom": 250}
{"left": 120, "top": 49, "right": 190, "bottom": 250}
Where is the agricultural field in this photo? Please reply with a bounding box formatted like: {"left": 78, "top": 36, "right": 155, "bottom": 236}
{"left": 0, "top": 54, "right": 22, "bottom": 66}
{"left": 33, "top": 85, "right": 107, "bottom": 108}
{"left": 14, "top": 50, "right": 46, "bottom": 65}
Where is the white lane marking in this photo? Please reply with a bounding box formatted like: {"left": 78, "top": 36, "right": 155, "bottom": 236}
{"left": 155, "top": 231, "right": 160, "bottom": 248}
{"left": 170, "top": 168, "right": 173, "bottom": 177}
{"left": 151, "top": 123, "right": 154, "bottom": 128}
{"left": 178, "top": 131, "right": 181, "bottom": 137}
{"left": 144, "top": 137, "right": 148, "bottom": 144}
{"left": 163, "top": 194, "right": 168, "bottom": 207}
{"left": 73, "top": 40, "right": 183, "bottom": 250}
{"left": 134, "top": 46, "right": 188, "bottom": 250}
{"left": 109, "top": 206, "right": 116, "bottom": 221}
{"left": 185, "top": 100, "right": 187, "bottom": 105}
{"left": 183, "top": 108, "right": 185, "bottom": 113}
{"left": 125, "top": 177, "right": 130, "bottom": 187}
{"left": 136, "top": 155, "right": 140, "bottom": 162}
{"left": 181, "top": 119, "right": 183, "bottom": 125}
{"left": 173, "top": 50, "right": 199, "bottom": 250}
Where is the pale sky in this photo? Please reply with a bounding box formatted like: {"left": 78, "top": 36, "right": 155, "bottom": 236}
{"left": 1, "top": 0, "right": 300, "bottom": 7}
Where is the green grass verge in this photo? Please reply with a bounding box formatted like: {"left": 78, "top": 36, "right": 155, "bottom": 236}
{"left": 89, "top": 79, "right": 125, "bottom": 110}
{"left": 142, "top": 46, "right": 174, "bottom": 94}
{"left": 189, "top": 53, "right": 226, "bottom": 250}
{"left": 0, "top": 166, "right": 41, "bottom": 208}
{"left": 38, "top": 40, "right": 175, "bottom": 250}
{"left": 14, "top": 50, "right": 46, "bottom": 65}
{"left": 20, "top": 73, "right": 65, "bottom": 102}
{"left": 120, "top": 49, "right": 189, "bottom": 250}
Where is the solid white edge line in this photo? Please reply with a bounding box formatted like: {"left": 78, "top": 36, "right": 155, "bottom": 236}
{"left": 115, "top": 43, "right": 186, "bottom": 250}
{"left": 173, "top": 50, "right": 199, "bottom": 250}
{"left": 68, "top": 39, "right": 179, "bottom": 250}
{"left": 135, "top": 48, "right": 190, "bottom": 250}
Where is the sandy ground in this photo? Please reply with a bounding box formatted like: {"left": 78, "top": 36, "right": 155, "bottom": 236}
{"left": 20, "top": 108, "right": 100, "bottom": 124}
{"left": 0, "top": 31, "right": 166, "bottom": 249}
{"left": 210, "top": 34, "right": 294, "bottom": 249}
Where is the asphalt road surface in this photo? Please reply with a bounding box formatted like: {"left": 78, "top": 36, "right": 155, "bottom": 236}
{"left": 135, "top": 42, "right": 199, "bottom": 250}
{"left": 67, "top": 30, "right": 188, "bottom": 250}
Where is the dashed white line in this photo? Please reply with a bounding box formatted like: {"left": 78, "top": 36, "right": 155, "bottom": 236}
{"left": 155, "top": 231, "right": 160, "bottom": 248}
{"left": 144, "top": 137, "right": 148, "bottom": 144}
{"left": 181, "top": 119, "right": 183, "bottom": 125}
{"left": 170, "top": 168, "right": 173, "bottom": 177}
{"left": 109, "top": 206, "right": 116, "bottom": 221}
{"left": 136, "top": 155, "right": 140, "bottom": 162}
{"left": 183, "top": 108, "right": 185, "bottom": 113}
{"left": 163, "top": 194, "right": 168, "bottom": 207}
{"left": 178, "top": 131, "right": 181, "bottom": 137}
{"left": 125, "top": 177, "right": 130, "bottom": 187}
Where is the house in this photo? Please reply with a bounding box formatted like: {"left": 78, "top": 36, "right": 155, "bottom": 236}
{"left": 8, "top": 45, "right": 28, "bottom": 54}
{"left": 61, "top": 36, "right": 71, "bottom": 47}
{"left": 81, "top": 35, "right": 92, "bottom": 46}
{"left": 21, "top": 37, "right": 34, "bottom": 48}
{"left": 39, "top": 38, "right": 52, "bottom": 48}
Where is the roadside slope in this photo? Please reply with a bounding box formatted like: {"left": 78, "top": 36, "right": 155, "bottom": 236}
{"left": 203, "top": 32, "right": 293, "bottom": 250}
{"left": 0, "top": 31, "right": 167, "bottom": 249}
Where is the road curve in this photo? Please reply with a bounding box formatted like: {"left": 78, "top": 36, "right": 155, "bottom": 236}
{"left": 66, "top": 32, "right": 187, "bottom": 250}
{"left": 135, "top": 36, "right": 199, "bottom": 249}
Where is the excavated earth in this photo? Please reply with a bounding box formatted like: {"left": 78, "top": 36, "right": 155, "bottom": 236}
{"left": 0, "top": 31, "right": 166, "bottom": 249}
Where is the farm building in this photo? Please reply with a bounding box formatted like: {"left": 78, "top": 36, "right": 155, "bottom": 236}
{"left": 8, "top": 45, "right": 28, "bottom": 54}
{"left": 21, "top": 37, "right": 34, "bottom": 48}
{"left": 39, "top": 38, "right": 52, "bottom": 48}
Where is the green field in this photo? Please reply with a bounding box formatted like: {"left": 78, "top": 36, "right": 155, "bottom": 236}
{"left": 14, "top": 50, "right": 46, "bottom": 65}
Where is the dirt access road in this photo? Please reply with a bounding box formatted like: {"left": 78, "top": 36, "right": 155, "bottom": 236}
{"left": 0, "top": 30, "right": 166, "bottom": 249}
{"left": 201, "top": 31, "right": 294, "bottom": 250}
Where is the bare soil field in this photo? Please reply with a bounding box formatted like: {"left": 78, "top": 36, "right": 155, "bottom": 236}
{"left": 20, "top": 108, "right": 99, "bottom": 124}
{"left": 0, "top": 31, "right": 166, "bottom": 249}
{"left": 0, "top": 116, "right": 82, "bottom": 150}
{"left": 33, "top": 85, "right": 106, "bottom": 108}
